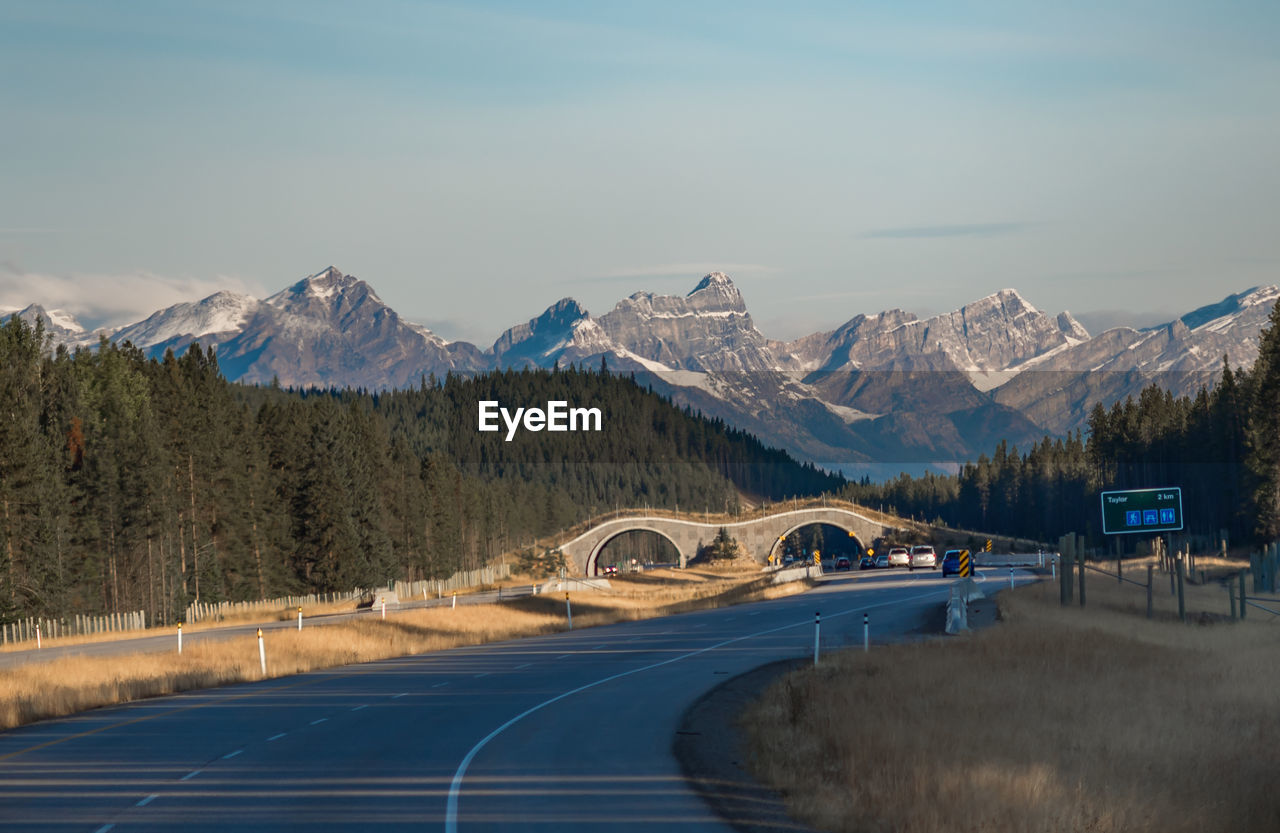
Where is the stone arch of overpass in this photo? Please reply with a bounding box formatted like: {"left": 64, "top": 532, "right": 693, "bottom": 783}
{"left": 585, "top": 526, "right": 684, "bottom": 576}
{"left": 765, "top": 520, "right": 867, "bottom": 564}
{"left": 558, "top": 507, "right": 896, "bottom": 576}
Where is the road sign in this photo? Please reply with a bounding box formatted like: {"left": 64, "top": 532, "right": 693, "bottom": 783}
{"left": 958, "top": 549, "right": 971, "bottom": 577}
{"left": 983, "top": 539, "right": 992, "bottom": 552}
{"left": 1100, "top": 487, "right": 1183, "bottom": 535}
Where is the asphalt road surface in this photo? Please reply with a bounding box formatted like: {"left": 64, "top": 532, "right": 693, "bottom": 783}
{"left": 0, "top": 568, "right": 1033, "bottom": 832}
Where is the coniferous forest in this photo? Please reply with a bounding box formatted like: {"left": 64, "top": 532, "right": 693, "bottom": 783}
{"left": 0, "top": 316, "right": 841, "bottom": 625}
{"left": 843, "top": 300, "right": 1280, "bottom": 552}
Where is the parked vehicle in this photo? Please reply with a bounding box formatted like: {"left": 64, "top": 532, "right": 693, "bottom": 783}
{"left": 858, "top": 555, "right": 876, "bottom": 570}
{"left": 909, "top": 545, "right": 937, "bottom": 570}
{"left": 887, "top": 547, "right": 910, "bottom": 568}
{"left": 874, "top": 554, "right": 890, "bottom": 568}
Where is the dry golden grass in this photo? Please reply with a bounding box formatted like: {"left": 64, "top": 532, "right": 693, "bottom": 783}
{"left": 745, "top": 570, "right": 1280, "bottom": 833}
{"left": 0, "top": 566, "right": 809, "bottom": 732}
{"left": 0, "top": 598, "right": 364, "bottom": 654}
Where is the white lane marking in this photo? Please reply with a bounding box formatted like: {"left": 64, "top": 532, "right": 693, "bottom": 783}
{"left": 747, "top": 611, "right": 762, "bottom": 616}
{"left": 556, "top": 654, "right": 571, "bottom": 660}
{"left": 310, "top": 718, "right": 328, "bottom": 725}
{"left": 180, "top": 770, "right": 201, "bottom": 781}
{"left": 592, "top": 644, "right": 606, "bottom": 649}
{"left": 136, "top": 794, "right": 158, "bottom": 807}
{"left": 514, "top": 662, "right": 532, "bottom": 669}
{"left": 392, "top": 693, "right": 408, "bottom": 699}
{"left": 267, "top": 733, "right": 287, "bottom": 742}
{"left": 351, "top": 704, "right": 369, "bottom": 711}
{"left": 221, "top": 749, "right": 242, "bottom": 760}
{"left": 444, "top": 586, "right": 948, "bottom": 833}
{"left": 474, "top": 673, "right": 489, "bottom": 679}
{"left": 93, "top": 826, "right": 114, "bottom": 833}
{"left": 690, "top": 623, "right": 705, "bottom": 629}
{"left": 432, "top": 682, "right": 449, "bottom": 688}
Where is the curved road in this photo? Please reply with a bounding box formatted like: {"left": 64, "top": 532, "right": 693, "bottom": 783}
{"left": 0, "top": 569, "right": 1032, "bottom": 832}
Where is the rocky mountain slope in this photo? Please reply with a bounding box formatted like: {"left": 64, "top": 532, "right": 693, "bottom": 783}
{"left": 8, "top": 268, "right": 1274, "bottom": 474}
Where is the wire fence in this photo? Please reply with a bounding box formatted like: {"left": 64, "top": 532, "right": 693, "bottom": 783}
{"left": 2, "top": 562, "right": 518, "bottom": 648}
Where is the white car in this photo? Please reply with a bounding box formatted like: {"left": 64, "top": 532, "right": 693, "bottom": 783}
{"left": 887, "top": 547, "right": 910, "bottom": 568}
{"left": 909, "top": 545, "right": 937, "bottom": 570}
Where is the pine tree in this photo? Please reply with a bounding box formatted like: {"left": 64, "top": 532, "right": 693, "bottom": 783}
{"left": 1246, "top": 300, "right": 1280, "bottom": 540}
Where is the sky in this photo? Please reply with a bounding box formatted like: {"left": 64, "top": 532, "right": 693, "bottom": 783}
{"left": 2, "top": 1, "right": 1278, "bottom": 343}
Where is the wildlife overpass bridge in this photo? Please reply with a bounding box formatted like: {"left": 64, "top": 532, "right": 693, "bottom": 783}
{"left": 557, "top": 506, "right": 900, "bottom": 576}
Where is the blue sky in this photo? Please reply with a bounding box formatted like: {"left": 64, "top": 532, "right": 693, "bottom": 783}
{"left": 2, "top": 1, "right": 1277, "bottom": 341}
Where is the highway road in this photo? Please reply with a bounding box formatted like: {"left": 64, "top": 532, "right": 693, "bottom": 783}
{"left": 0, "top": 569, "right": 1034, "bottom": 832}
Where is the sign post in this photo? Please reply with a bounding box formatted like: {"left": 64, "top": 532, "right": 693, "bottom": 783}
{"left": 1100, "top": 488, "right": 1183, "bottom": 536}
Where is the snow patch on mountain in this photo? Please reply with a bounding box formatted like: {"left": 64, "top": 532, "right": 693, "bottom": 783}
{"left": 113, "top": 291, "right": 259, "bottom": 347}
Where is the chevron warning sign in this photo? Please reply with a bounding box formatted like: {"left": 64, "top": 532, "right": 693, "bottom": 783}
{"left": 959, "top": 549, "right": 972, "bottom": 577}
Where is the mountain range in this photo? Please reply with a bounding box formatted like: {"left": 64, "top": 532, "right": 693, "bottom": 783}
{"left": 9, "top": 267, "right": 1276, "bottom": 474}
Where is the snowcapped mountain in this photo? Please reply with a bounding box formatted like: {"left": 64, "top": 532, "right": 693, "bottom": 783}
{"left": 3, "top": 304, "right": 95, "bottom": 345}
{"left": 595, "top": 272, "right": 777, "bottom": 373}
{"left": 113, "top": 290, "right": 260, "bottom": 353}
{"left": 993, "top": 285, "right": 1280, "bottom": 433}
{"left": 11, "top": 267, "right": 1277, "bottom": 473}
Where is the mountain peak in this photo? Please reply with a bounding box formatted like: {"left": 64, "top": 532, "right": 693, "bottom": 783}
{"left": 689, "top": 271, "right": 736, "bottom": 295}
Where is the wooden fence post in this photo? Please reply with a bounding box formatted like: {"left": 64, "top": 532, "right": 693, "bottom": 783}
{"left": 1078, "top": 551, "right": 1086, "bottom": 607}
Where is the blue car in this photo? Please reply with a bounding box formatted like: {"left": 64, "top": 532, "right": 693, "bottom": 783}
{"left": 941, "top": 550, "right": 964, "bottom": 576}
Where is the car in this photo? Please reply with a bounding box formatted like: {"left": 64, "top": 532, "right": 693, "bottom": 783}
{"left": 874, "top": 554, "right": 889, "bottom": 568}
{"left": 835, "top": 556, "right": 851, "bottom": 571}
{"left": 887, "top": 547, "right": 910, "bottom": 568}
{"left": 859, "top": 555, "right": 876, "bottom": 570}
{"left": 602, "top": 564, "right": 618, "bottom": 575}
{"left": 909, "top": 545, "right": 937, "bottom": 570}
{"left": 941, "top": 550, "right": 964, "bottom": 576}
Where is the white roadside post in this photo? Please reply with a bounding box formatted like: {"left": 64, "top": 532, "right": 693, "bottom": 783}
{"left": 863, "top": 613, "right": 869, "bottom": 653}
{"left": 177, "top": 622, "right": 183, "bottom": 654}
{"left": 381, "top": 599, "right": 387, "bottom": 620}
{"left": 35, "top": 622, "right": 41, "bottom": 650}
{"left": 813, "top": 611, "right": 820, "bottom": 665}
{"left": 298, "top": 606, "right": 303, "bottom": 631}
{"left": 452, "top": 592, "right": 457, "bottom": 610}
{"left": 566, "top": 593, "right": 573, "bottom": 630}
{"left": 257, "top": 628, "right": 266, "bottom": 676}
{"left": 1009, "top": 567, "right": 1015, "bottom": 590}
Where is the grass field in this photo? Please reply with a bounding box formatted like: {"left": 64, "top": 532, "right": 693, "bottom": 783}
{"left": 0, "top": 565, "right": 807, "bottom": 732}
{"left": 744, "top": 564, "right": 1280, "bottom": 833}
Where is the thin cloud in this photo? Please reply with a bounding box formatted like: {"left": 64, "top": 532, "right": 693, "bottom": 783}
{"left": 863, "top": 222, "right": 1033, "bottom": 239}
{"left": 0, "top": 268, "right": 267, "bottom": 329}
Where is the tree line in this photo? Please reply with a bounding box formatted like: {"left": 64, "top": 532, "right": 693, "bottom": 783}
{"left": 844, "top": 300, "right": 1280, "bottom": 551}
{"left": 0, "top": 318, "right": 842, "bottom": 625}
